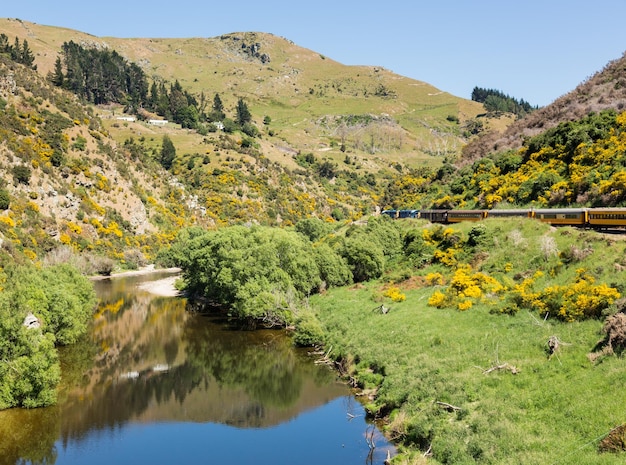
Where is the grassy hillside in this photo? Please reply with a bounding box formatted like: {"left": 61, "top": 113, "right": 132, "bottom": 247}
{"left": 311, "top": 218, "right": 626, "bottom": 464}
{"left": 1, "top": 18, "right": 493, "bottom": 166}
{"left": 0, "top": 17, "right": 510, "bottom": 269}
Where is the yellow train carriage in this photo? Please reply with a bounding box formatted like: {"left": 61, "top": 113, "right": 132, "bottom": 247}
{"left": 587, "top": 208, "right": 626, "bottom": 228}
{"left": 447, "top": 210, "right": 487, "bottom": 223}
{"left": 532, "top": 208, "right": 587, "bottom": 226}
{"left": 485, "top": 209, "right": 532, "bottom": 219}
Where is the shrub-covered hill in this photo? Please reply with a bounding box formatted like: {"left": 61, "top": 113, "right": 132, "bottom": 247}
{"left": 424, "top": 108, "right": 626, "bottom": 210}
{"left": 462, "top": 50, "right": 626, "bottom": 164}
{"left": 0, "top": 54, "right": 202, "bottom": 270}
{"left": 0, "top": 17, "right": 514, "bottom": 268}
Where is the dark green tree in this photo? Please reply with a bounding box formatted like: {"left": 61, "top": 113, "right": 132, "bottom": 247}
{"left": 12, "top": 165, "right": 31, "bottom": 185}
{"left": 235, "top": 97, "right": 252, "bottom": 126}
{"left": 0, "top": 189, "right": 9, "bottom": 210}
{"left": 211, "top": 93, "right": 225, "bottom": 121}
{"left": 20, "top": 39, "right": 36, "bottom": 69}
{"left": 51, "top": 56, "right": 64, "bottom": 87}
{"left": 159, "top": 135, "right": 176, "bottom": 170}
{"left": 340, "top": 235, "right": 384, "bottom": 282}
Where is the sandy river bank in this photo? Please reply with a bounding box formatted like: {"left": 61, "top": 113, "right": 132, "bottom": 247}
{"left": 91, "top": 265, "right": 183, "bottom": 297}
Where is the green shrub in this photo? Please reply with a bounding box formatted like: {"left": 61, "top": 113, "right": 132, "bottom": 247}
{"left": 12, "top": 165, "right": 31, "bottom": 185}
{"left": 0, "top": 189, "right": 9, "bottom": 210}
{"left": 293, "top": 309, "right": 324, "bottom": 346}
{"left": 341, "top": 235, "right": 384, "bottom": 282}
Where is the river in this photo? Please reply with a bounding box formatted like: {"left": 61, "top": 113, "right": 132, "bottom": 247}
{"left": 0, "top": 271, "right": 394, "bottom": 465}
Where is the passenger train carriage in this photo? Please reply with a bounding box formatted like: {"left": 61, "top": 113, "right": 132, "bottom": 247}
{"left": 380, "top": 207, "right": 626, "bottom": 229}
{"left": 532, "top": 208, "right": 587, "bottom": 226}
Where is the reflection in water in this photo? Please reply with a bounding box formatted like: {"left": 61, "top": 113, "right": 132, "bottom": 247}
{"left": 0, "top": 272, "right": 394, "bottom": 465}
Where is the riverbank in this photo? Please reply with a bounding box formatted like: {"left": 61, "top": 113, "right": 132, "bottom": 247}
{"left": 90, "top": 265, "right": 183, "bottom": 296}
{"left": 89, "top": 264, "right": 181, "bottom": 280}
{"left": 137, "top": 274, "right": 182, "bottom": 296}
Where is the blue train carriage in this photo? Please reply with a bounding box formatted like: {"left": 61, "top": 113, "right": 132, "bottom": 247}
{"left": 419, "top": 209, "right": 448, "bottom": 223}
{"left": 398, "top": 209, "right": 419, "bottom": 219}
{"left": 586, "top": 207, "right": 626, "bottom": 229}
{"left": 381, "top": 209, "right": 399, "bottom": 219}
{"left": 532, "top": 208, "right": 587, "bottom": 226}
{"left": 485, "top": 209, "right": 533, "bottom": 219}
{"left": 446, "top": 210, "right": 487, "bottom": 223}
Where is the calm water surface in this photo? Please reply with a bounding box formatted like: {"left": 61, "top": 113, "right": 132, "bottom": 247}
{"left": 0, "top": 272, "right": 394, "bottom": 465}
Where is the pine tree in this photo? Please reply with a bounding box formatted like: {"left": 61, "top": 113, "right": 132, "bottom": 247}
{"left": 211, "top": 93, "right": 225, "bottom": 121}
{"left": 21, "top": 39, "right": 36, "bottom": 69}
{"left": 51, "top": 56, "right": 64, "bottom": 87}
{"left": 159, "top": 135, "right": 176, "bottom": 170}
{"left": 236, "top": 97, "right": 252, "bottom": 126}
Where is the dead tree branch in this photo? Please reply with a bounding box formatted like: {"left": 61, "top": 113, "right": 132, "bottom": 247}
{"left": 476, "top": 363, "right": 520, "bottom": 375}
{"left": 435, "top": 401, "right": 462, "bottom": 412}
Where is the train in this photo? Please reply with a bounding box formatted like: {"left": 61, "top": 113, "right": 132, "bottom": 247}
{"left": 380, "top": 207, "right": 626, "bottom": 229}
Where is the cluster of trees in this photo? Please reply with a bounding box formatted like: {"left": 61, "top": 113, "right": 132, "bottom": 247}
{"left": 51, "top": 41, "right": 258, "bottom": 135}
{"left": 0, "top": 34, "right": 36, "bottom": 69}
{"left": 471, "top": 86, "right": 537, "bottom": 118}
{"left": 0, "top": 264, "right": 96, "bottom": 409}
{"left": 52, "top": 41, "right": 147, "bottom": 107}
{"left": 159, "top": 216, "right": 403, "bottom": 341}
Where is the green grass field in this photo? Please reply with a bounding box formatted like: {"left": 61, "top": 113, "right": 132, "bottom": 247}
{"left": 311, "top": 219, "right": 626, "bottom": 464}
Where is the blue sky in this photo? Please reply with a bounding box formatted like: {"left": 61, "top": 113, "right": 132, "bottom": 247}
{"left": 3, "top": 0, "right": 625, "bottom": 106}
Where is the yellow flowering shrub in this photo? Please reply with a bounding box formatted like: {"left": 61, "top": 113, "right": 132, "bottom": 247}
{"left": 428, "top": 290, "right": 448, "bottom": 308}
{"left": 508, "top": 269, "right": 619, "bottom": 321}
{"left": 428, "top": 264, "right": 504, "bottom": 311}
{"left": 0, "top": 216, "right": 16, "bottom": 228}
{"left": 383, "top": 287, "right": 406, "bottom": 302}
{"left": 67, "top": 221, "right": 82, "bottom": 235}
{"left": 425, "top": 272, "right": 444, "bottom": 286}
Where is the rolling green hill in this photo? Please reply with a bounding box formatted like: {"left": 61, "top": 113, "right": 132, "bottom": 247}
{"left": 1, "top": 17, "right": 495, "bottom": 163}
{"left": 0, "top": 17, "right": 506, "bottom": 269}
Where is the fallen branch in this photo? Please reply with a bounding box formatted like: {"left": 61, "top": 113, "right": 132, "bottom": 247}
{"left": 477, "top": 363, "right": 520, "bottom": 375}
{"left": 365, "top": 425, "right": 376, "bottom": 450}
{"left": 435, "top": 401, "right": 462, "bottom": 412}
{"left": 313, "top": 345, "right": 334, "bottom": 366}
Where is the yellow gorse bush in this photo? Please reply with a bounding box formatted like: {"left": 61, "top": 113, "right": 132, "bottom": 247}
{"left": 425, "top": 272, "right": 444, "bottom": 286}
{"left": 510, "top": 268, "right": 619, "bottom": 321}
{"left": 428, "top": 264, "right": 505, "bottom": 311}
{"left": 383, "top": 286, "right": 406, "bottom": 302}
